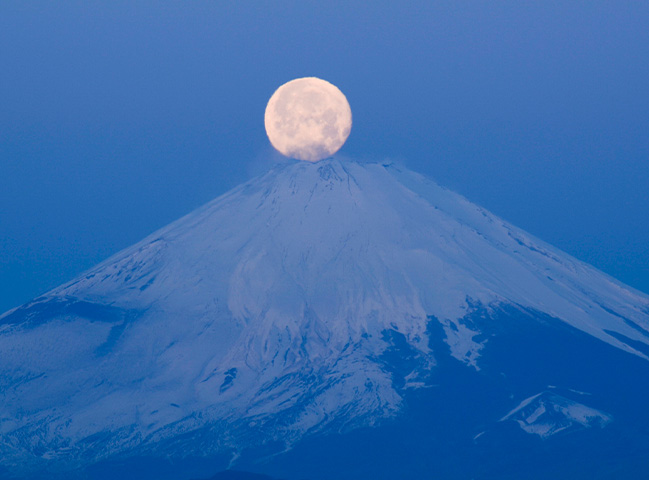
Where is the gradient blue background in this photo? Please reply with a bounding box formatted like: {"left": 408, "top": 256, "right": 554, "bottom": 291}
{"left": 1, "top": 1, "right": 648, "bottom": 313}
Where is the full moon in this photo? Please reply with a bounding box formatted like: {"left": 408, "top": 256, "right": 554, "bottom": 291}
{"left": 264, "top": 77, "right": 352, "bottom": 162}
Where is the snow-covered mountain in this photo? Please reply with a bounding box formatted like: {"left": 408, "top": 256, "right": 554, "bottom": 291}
{"left": 2, "top": 159, "right": 649, "bottom": 479}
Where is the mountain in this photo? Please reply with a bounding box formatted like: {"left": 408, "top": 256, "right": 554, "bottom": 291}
{"left": 2, "top": 159, "right": 649, "bottom": 479}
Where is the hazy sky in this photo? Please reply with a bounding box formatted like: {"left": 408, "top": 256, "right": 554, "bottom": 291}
{"left": 1, "top": 1, "right": 648, "bottom": 313}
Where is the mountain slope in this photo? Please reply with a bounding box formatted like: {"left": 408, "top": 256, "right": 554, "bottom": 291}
{"left": 1, "top": 159, "right": 648, "bottom": 478}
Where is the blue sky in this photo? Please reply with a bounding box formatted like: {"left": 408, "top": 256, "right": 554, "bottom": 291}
{"left": 1, "top": 1, "right": 648, "bottom": 313}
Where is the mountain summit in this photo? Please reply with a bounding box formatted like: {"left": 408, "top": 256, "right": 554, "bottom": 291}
{"left": 2, "top": 159, "right": 649, "bottom": 479}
